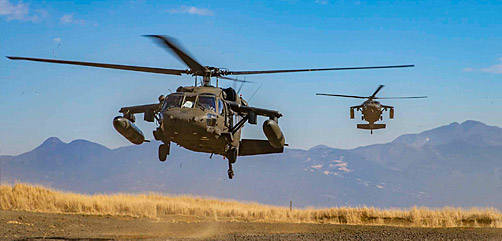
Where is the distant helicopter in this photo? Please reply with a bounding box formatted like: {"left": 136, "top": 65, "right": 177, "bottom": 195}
{"left": 317, "top": 85, "right": 426, "bottom": 134}
{"left": 7, "top": 36, "right": 414, "bottom": 179}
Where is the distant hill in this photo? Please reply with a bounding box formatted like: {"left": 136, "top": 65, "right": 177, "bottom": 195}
{"left": 2, "top": 120, "right": 502, "bottom": 208}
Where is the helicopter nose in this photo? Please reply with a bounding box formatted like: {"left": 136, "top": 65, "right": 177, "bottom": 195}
{"left": 165, "top": 113, "right": 203, "bottom": 124}
{"left": 162, "top": 110, "right": 207, "bottom": 131}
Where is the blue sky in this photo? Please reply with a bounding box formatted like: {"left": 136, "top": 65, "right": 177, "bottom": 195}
{"left": 1, "top": 0, "right": 501, "bottom": 155}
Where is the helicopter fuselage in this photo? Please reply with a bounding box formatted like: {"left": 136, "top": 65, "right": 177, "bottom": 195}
{"left": 160, "top": 108, "right": 232, "bottom": 155}
{"left": 361, "top": 100, "right": 383, "bottom": 124}
{"left": 115, "top": 84, "right": 284, "bottom": 179}
{"left": 155, "top": 86, "right": 241, "bottom": 156}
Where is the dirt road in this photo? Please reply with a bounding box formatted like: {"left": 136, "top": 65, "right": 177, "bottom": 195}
{"left": 2, "top": 210, "right": 502, "bottom": 240}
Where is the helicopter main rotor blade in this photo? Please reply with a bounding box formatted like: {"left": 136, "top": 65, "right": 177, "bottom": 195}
{"left": 145, "top": 35, "right": 206, "bottom": 74}
{"left": 374, "top": 96, "right": 428, "bottom": 99}
{"left": 226, "top": 64, "right": 414, "bottom": 75}
{"left": 6, "top": 56, "right": 187, "bottom": 76}
{"left": 219, "top": 76, "right": 254, "bottom": 83}
{"left": 369, "top": 85, "right": 385, "bottom": 100}
{"left": 316, "top": 93, "right": 369, "bottom": 99}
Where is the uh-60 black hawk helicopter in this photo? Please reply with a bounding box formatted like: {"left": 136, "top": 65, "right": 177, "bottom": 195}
{"left": 7, "top": 35, "right": 414, "bottom": 179}
{"left": 317, "top": 85, "right": 426, "bottom": 134}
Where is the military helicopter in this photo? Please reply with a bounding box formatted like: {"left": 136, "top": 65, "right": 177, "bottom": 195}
{"left": 7, "top": 35, "right": 414, "bottom": 179}
{"left": 317, "top": 85, "right": 426, "bottom": 134}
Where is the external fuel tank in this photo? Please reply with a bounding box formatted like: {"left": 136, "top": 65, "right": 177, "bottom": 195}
{"left": 262, "top": 119, "right": 285, "bottom": 148}
{"left": 113, "top": 116, "right": 145, "bottom": 145}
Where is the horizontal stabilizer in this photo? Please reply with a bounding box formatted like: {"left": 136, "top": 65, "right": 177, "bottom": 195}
{"left": 239, "top": 139, "right": 284, "bottom": 156}
{"left": 357, "top": 124, "right": 386, "bottom": 130}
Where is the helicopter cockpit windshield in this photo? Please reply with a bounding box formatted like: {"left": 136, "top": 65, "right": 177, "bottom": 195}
{"left": 182, "top": 95, "right": 197, "bottom": 108}
{"left": 162, "top": 94, "right": 183, "bottom": 110}
{"left": 162, "top": 93, "right": 216, "bottom": 112}
{"left": 197, "top": 95, "right": 216, "bottom": 112}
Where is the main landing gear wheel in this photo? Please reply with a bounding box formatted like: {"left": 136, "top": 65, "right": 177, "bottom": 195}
{"left": 158, "top": 142, "right": 170, "bottom": 162}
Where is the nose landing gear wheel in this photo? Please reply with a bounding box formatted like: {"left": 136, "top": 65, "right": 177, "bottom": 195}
{"left": 158, "top": 142, "right": 170, "bottom": 162}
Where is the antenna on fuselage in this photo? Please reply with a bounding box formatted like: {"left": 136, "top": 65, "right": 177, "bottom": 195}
{"left": 248, "top": 84, "right": 263, "bottom": 103}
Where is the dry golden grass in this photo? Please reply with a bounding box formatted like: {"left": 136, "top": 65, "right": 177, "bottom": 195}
{"left": 1, "top": 183, "right": 501, "bottom": 228}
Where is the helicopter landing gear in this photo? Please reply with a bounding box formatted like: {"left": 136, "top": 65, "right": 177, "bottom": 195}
{"left": 158, "top": 142, "right": 170, "bottom": 162}
{"left": 226, "top": 147, "right": 237, "bottom": 179}
{"left": 228, "top": 162, "right": 234, "bottom": 179}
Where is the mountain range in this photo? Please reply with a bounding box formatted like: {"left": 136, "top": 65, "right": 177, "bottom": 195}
{"left": 2, "top": 120, "right": 502, "bottom": 209}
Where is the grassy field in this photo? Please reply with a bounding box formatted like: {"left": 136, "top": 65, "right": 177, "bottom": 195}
{"left": 1, "top": 183, "right": 501, "bottom": 228}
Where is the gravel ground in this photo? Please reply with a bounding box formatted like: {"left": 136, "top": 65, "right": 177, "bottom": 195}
{"left": 2, "top": 210, "right": 502, "bottom": 241}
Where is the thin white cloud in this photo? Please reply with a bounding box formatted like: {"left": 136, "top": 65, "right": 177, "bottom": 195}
{"left": 481, "top": 58, "right": 502, "bottom": 74}
{"left": 0, "top": 0, "right": 45, "bottom": 22}
{"left": 60, "top": 13, "right": 73, "bottom": 23}
{"left": 53, "top": 37, "right": 61, "bottom": 43}
{"left": 167, "top": 5, "right": 214, "bottom": 16}
{"left": 465, "top": 58, "right": 502, "bottom": 74}
{"left": 315, "top": 0, "right": 329, "bottom": 5}
{"left": 60, "top": 13, "right": 86, "bottom": 25}
{"left": 60, "top": 13, "right": 96, "bottom": 26}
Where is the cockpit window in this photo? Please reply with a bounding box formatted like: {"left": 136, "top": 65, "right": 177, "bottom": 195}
{"left": 163, "top": 94, "right": 183, "bottom": 110}
{"left": 163, "top": 94, "right": 217, "bottom": 112}
{"left": 197, "top": 95, "right": 216, "bottom": 112}
{"left": 182, "top": 95, "right": 197, "bottom": 108}
{"left": 218, "top": 99, "right": 224, "bottom": 115}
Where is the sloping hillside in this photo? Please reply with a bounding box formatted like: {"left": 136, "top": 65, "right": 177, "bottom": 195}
{"left": 2, "top": 120, "right": 502, "bottom": 208}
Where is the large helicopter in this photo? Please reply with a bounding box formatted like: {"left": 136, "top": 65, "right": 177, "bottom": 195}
{"left": 7, "top": 35, "right": 414, "bottom": 179}
{"left": 317, "top": 85, "right": 426, "bottom": 134}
